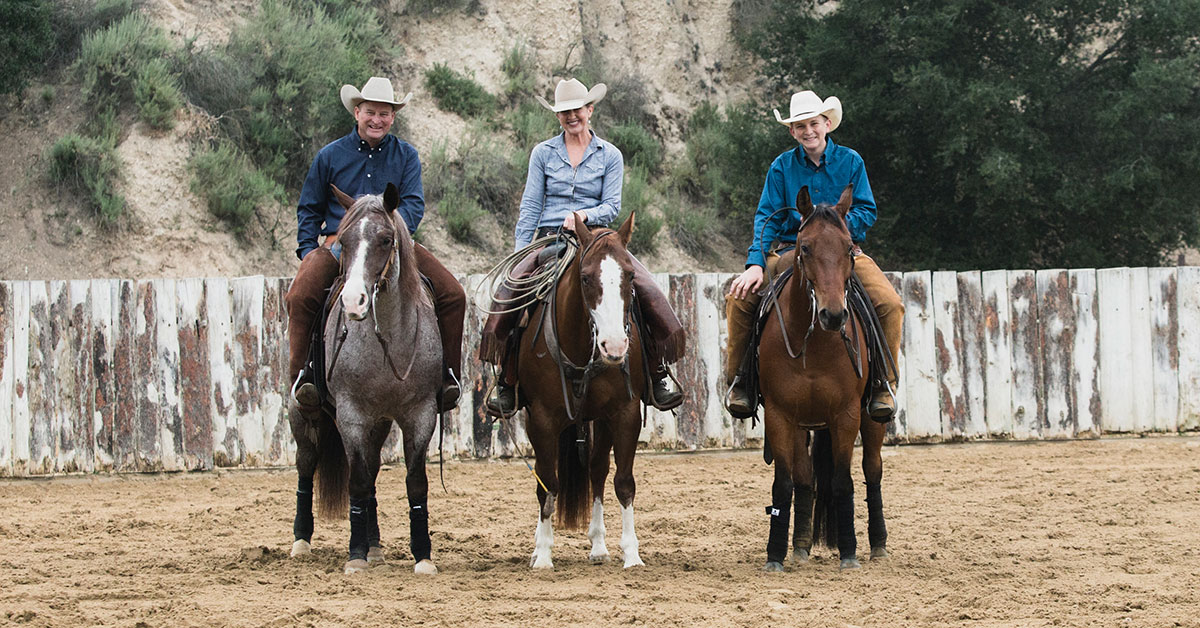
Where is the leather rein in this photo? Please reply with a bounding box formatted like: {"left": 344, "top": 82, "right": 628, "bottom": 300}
{"left": 536, "top": 230, "right": 635, "bottom": 424}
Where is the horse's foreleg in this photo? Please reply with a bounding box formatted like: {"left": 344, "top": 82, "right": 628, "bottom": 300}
{"left": 829, "top": 417, "right": 860, "bottom": 570}
{"left": 611, "top": 411, "right": 643, "bottom": 568}
{"left": 342, "top": 420, "right": 382, "bottom": 574}
{"left": 762, "top": 408, "right": 796, "bottom": 571}
{"left": 402, "top": 420, "right": 437, "bottom": 575}
{"left": 860, "top": 416, "right": 888, "bottom": 559}
{"left": 528, "top": 418, "right": 559, "bottom": 570}
{"left": 587, "top": 423, "right": 615, "bottom": 564}
{"left": 791, "top": 429, "right": 814, "bottom": 564}
{"left": 289, "top": 405, "right": 318, "bottom": 557}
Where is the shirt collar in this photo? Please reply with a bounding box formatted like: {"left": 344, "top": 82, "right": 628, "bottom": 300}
{"left": 351, "top": 127, "right": 394, "bottom": 151}
{"left": 796, "top": 137, "right": 839, "bottom": 169}
{"left": 553, "top": 130, "right": 602, "bottom": 163}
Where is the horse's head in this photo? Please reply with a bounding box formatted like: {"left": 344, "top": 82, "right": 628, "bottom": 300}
{"left": 794, "top": 185, "right": 856, "bottom": 332}
{"left": 333, "top": 183, "right": 419, "bottom": 321}
{"left": 573, "top": 211, "right": 636, "bottom": 365}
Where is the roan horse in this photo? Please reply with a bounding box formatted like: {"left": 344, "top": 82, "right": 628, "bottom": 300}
{"left": 758, "top": 185, "right": 888, "bottom": 571}
{"left": 287, "top": 183, "right": 443, "bottom": 575}
{"left": 517, "top": 211, "right": 649, "bottom": 569}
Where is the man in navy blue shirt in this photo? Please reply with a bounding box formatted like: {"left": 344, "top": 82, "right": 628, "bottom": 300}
{"left": 285, "top": 77, "right": 465, "bottom": 413}
{"left": 724, "top": 90, "right": 904, "bottom": 420}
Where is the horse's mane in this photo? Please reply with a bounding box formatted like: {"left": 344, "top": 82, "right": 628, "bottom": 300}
{"left": 336, "top": 194, "right": 428, "bottom": 307}
{"left": 800, "top": 202, "right": 851, "bottom": 236}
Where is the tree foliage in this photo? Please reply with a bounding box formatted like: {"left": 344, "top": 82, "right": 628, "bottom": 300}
{"left": 748, "top": 0, "right": 1200, "bottom": 269}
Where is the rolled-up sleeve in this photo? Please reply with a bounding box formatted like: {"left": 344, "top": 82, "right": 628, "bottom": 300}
{"left": 393, "top": 143, "right": 424, "bottom": 234}
{"left": 583, "top": 145, "right": 622, "bottom": 226}
{"left": 843, "top": 159, "right": 876, "bottom": 243}
{"left": 296, "top": 152, "right": 328, "bottom": 260}
{"left": 514, "top": 144, "right": 548, "bottom": 250}
{"left": 746, "top": 162, "right": 787, "bottom": 268}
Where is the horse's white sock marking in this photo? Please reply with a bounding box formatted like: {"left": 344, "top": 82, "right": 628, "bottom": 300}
{"left": 531, "top": 516, "right": 554, "bottom": 569}
{"left": 620, "top": 503, "right": 643, "bottom": 568}
{"left": 588, "top": 498, "right": 609, "bottom": 562}
{"left": 591, "top": 255, "right": 629, "bottom": 360}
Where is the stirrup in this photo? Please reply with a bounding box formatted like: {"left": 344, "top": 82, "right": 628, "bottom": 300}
{"left": 868, "top": 381, "right": 896, "bottom": 423}
{"left": 438, "top": 369, "right": 461, "bottom": 412}
{"left": 724, "top": 378, "right": 756, "bottom": 419}
{"left": 485, "top": 382, "right": 518, "bottom": 419}
{"left": 649, "top": 374, "right": 683, "bottom": 411}
{"left": 291, "top": 369, "right": 320, "bottom": 409}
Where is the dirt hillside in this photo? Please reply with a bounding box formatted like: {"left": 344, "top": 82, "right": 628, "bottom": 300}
{"left": 0, "top": 0, "right": 757, "bottom": 281}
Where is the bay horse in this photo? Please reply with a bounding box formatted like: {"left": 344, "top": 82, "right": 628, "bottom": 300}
{"left": 758, "top": 185, "right": 888, "bottom": 571}
{"left": 287, "top": 182, "right": 443, "bottom": 575}
{"left": 517, "top": 211, "right": 648, "bottom": 569}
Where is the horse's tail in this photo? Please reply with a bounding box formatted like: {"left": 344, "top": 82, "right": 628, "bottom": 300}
{"left": 811, "top": 429, "right": 839, "bottom": 549}
{"left": 555, "top": 423, "right": 592, "bottom": 530}
{"left": 315, "top": 411, "right": 349, "bottom": 520}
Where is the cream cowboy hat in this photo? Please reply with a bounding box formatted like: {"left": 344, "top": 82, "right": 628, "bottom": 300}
{"left": 340, "top": 77, "right": 412, "bottom": 116}
{"left": 535, "top": 78, "right": 607, "bottom": 112}
{"left": 773, "top": 90, "right": 842, "bottom": 131}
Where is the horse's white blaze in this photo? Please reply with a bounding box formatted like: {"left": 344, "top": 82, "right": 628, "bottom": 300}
{"left": 531, "top": 517, "right": 554, "bottom": 569}
{"left": 591, "top": 255, "right": 629, "bottom": 361}
{"left": 340, "top": 221, "right": 371, "bottom": 319}
{"left": 620, "top": 503, "right": 643, "bottom": 568}
{"left": 588, "top": 498, "right": 609, "bottom": 562}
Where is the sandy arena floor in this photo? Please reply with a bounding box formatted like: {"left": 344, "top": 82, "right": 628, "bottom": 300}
{"left": 2, "top": 435, "right": 1199, "bottom": 627}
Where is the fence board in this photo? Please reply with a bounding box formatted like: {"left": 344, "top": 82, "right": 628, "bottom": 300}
{"left": 153, "top": 279, "right": 184, "bottom": 471}
{"left": 981, "top": 271, "right": 1013, "bottom": 437}
{"left": 956, "top": 271, "right": 987, "bottom": 438}
{"left": 131, "top": 281, "right": 163, "bottom": 471}
{"left": 463, "top": 274, "right": 495, "bottom": 459}
{"left": 177, "top": 278, "right": 213, "bottom": 470}
{"left": 1009, "top": 270, "right": 1041, "bottom": 439}
{"left": 232, "top": 276, "right": 266, "bottom": 466}
{"left": 63, "top": 281, "right": 94, "bottom": 472}
{"left": 640, "top": 272, "right": 679, "bottom": 449}
{"left": 1149, "top": 267, "right": 1178, "bottom": 432}
{"left": 11, "top": 282, "right": 31, "bottom": 473}
{"left": 901, "top": 272, "right": 939, "bottom": 441}
{"left": 696, "top": 273, "right": 729, "bottom": 447}
{"left": 90, "top": 280, "right": 115, "bottom": 471}
{"left": 720, "top": 273, "right": 762, "bottom": 448}
{"left": 28, "top": 281, "right": 55, "bottom": 474}
{"left": 1097, "top": 268, "right": 1135, "bottom": 433}
{"left": 1069, "top": 270, "right": 1100, "bottom": 437}
{"left": 669, "top": 274, "right": 703, "bottom": 449}
{"left": 932, "top": 271, "right": 963, "bottom": 439}
{"left": 206, "top": 278, "right": 239, "bottom": 466}
{"left": 1177, "top": 267, "right": 1200, "bottom": 431}
{"left": 0, "top": 282, "right": 13, "bottom": 476}
{"left": 1037, "top": 270, "right": 1074, "bottom": 438}
{"left": 261, "top": 276, "right": 290, "bottom": 466}
{"left": 885, "top": 272, "right": 905, "bottom": 443}
{"left": 1128, "top": 269, "right": 1155, "bottom": 432}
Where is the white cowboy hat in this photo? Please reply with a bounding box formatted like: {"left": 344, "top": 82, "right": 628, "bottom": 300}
{"left": 773, "top": 90, "right": 842, "bottom": 131}
{"left": 340, "top": 77, "right": 412, "bottom": 116}
{"left": 535, "top": 78, "right": 607, "bottom": 112}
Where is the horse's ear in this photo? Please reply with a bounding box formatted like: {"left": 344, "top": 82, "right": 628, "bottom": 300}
{"left": 796, "top": 186, "right": 814, "bottom": 222}
{"left": 573, "top": 212, "right": 593, "bottom": 247}
{"left": 834, "top": 184, "right": 854, "bottom": 219}
{"left": 383, "top": 182, "right": 400, "bottom": 212}
{"left": 330, "top": 184, "right": 355, "bottom": 211}
{"left": 616, "top": 210, "right": 635, "bottom": 246}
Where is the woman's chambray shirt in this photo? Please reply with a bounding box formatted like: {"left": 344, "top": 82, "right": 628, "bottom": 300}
{"left": 514, "top": 131, "right": 623, "bottom": 250}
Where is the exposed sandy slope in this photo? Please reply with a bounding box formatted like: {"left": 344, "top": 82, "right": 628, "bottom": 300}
{"left": 2, "top": 436, "right": 1199, "bottom": 627}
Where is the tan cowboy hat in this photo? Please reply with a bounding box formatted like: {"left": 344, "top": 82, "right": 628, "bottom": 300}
{"left": 340, "top": 77, "right": 412, "bottom": 116}
{"left": 773, "top": 90, "right": 842, "bottom": 130}
{"left": 535, "top": 78, "right": 607, "bottom": 112}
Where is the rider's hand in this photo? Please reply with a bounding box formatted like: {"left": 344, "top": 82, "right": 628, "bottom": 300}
{"left": 563, "top": 212, "right": 585, "bottom": 233}
{"left": 728, "top": 265, "right": 764, "bottom": 300}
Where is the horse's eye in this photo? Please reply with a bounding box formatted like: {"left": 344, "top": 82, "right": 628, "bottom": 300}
{"left": 580, "top": 275, "right": 591, "bottom": 286}
{"left": 799, "top": 244, "right": 811, "bottom": 256}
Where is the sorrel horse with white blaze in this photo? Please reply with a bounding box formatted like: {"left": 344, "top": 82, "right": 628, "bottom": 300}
{"left": 287, "top": 183, "right": 443, "bottom": 575}
{"left": 758, "top": 185, "right": 888, "bottom": 571}
{"left": 517, "top": 212, "right": 651, "bottom": 569}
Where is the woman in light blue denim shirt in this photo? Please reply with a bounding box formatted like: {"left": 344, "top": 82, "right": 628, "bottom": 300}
{"left": 481, "top": 78, "right": 685, "bottom": 416}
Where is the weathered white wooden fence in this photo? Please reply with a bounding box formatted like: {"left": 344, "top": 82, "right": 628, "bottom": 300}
{"left": 1, "top": 267, "right": 1197, "bottom": 476}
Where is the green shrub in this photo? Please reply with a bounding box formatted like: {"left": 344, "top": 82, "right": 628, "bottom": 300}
{"left": 572, "top": 47, "right": 655, "bottom": 131}
{"left": 189, "top": 143, "right": 282, "bottom": 235}
{"left": 77, "top": 13, "right": 173, "bottom": 115}
{"left": 402, "top": 0, "right": 480, "bottom": 16}
{"left": 607, "top": 121, "right": 661, "bottom": 175}
{"left": 425, "top": 131, "right": 525, "bottom": 228}
{"left": 421, "top": 138, "right": 453, "bottom": 202}
{"left": 662, "top": 189, "right": 718, "bottom": 260}
{"left": 611, "top": 166, "right": 662, "bottom": 256}
{"left": 0, "top": 0, "right": 54, "bottom": 95}
{"left": 49, "top": 133, "right": 125, "bottom": 224}
{"left": 133, "top": 57, "right": 182, "bottom": 130}
{"left": 438, "top": 186, "right": 486, "bottom": 244}
{"left": 425, "top": 63, "right": 496, "bottom": 119}
{"left": 506, "top": 100, "right": 559, "bottom": 173}
{"left": 500, "top": 44, "right": 536, "bottom": 102}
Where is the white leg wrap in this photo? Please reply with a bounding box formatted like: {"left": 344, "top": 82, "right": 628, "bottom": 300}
{"left": 620, "top": 503, "right": 644, "bottom": 568}
{"left": 530, "top": 517, "right": 554, "bottom": 569}
{"left": 588, "top": 498, "right": 609, "bottom": 563}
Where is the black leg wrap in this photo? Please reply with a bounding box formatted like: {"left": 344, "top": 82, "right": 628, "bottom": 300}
{"left": 835, "top": 489, "right": 857, "bottom": 560}
{"left": 793, "top": 485, "right": 814, "bottom": 552}
{"left": 293, "top": 476, "right": 314, "bottom": 542}
{"left": 765, "top": 505, "right": 790, "bottom": 564}
{"left": 368, "top": 495, "right": 380, "bottom": 548}
{"left": 348, "top": 497, "right": 371, "bottom": 561}
{"left": 865, "top": 482, "right": 887, "bottom": 551}
{"left": 409, "top": 502, "right": 431, "bottom": 562}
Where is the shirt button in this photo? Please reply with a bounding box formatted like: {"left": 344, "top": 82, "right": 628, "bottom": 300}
{"left": 367, "top": 173, "right": 371, "bottom": 178}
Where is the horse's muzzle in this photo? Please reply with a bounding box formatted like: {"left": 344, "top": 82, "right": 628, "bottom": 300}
{"left": 598, "top": 337, "right": 629, "bottom": 364}
{"left": 818, "top": 307, "right": 848, "bottom": 332}
{"left": 342, "top": 289, "right": 370, "bottom": 320}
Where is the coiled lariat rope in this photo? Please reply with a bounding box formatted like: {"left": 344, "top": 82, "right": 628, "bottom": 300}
{"left": 472, "top": 234, "right": 578, "bottom": 316}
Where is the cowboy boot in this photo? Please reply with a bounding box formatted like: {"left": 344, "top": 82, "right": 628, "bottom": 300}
{"left": 868, "top": 385, "right": 896, "bottom": 421}
{"left": 648, "top": 365, "right": 683, "bottom": 411}
{"left": 485, "top": 346, "right": 519, "bottom": 418}
{"left": 285, "top": 248, "right": 340, "bottom": 412}
{"left": 724, "top": 291, "right": 760, "bottom": 417}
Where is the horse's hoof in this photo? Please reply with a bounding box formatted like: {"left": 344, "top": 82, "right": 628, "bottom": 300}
{"left": 839, "top": 557, "right": 862, "bottom": 570}
{"left": 870, "top": 547, "right": 889, "bottom": 560}
{"left": 290, "top": 539, "right": 311, "bottom": 558}
{"left": 366, "top": 546, "right": 385, "bottom": 565}
{"left": 531, "top": 557, "right": 554, "bottom": 570}
{"left": 413, "top": 559, "right": 438, "bottom": 575}
{"left": 344, "top": 559, "right": 369, "bottom": 574}
{"left": 622, "top": 556, "right": 645, "bottom": 569}
{"left": 791, "top": 548, "right": 810, "bottom": 564}
{"left": 589, "top": 552, "right": 611, "bottom": 564}
{"left": 762, "top": 561, "right": 785, "bottom": 572}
